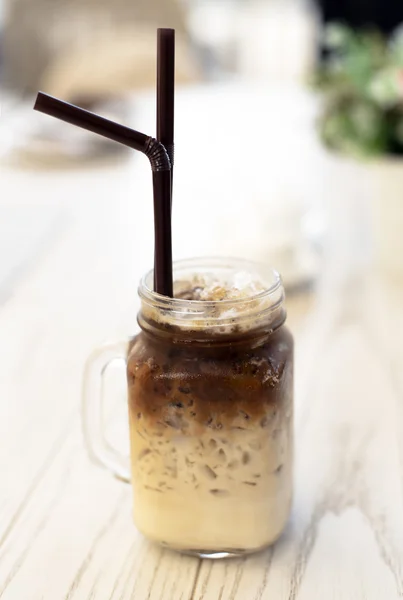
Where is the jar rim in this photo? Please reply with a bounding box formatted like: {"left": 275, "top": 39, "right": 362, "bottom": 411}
{"left": 138, "top": 258, "right": 285, "bottom": 335}
{"left": 139, "top": 257, "right": 283, "bottom": 306}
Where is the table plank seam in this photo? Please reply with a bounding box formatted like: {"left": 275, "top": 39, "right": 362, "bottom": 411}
{"left": 228, "top": 561, "right": 244, "bottom": 600}
{"left": 254, "top": 547, "right": 274, "bottom": 600}
{"left": 0, "top": 462, "right": 73, "bottom": 598}
{"left": 195, "top": 561, "right": 213, "bottom": 600}
{"left": 64, "top": 489, "right": 128, "bottom": 600}
{"left": 0, "top": 410, "right": 77, "bottom": 550}
{"left": 188, "top": 559, "right": 202, "bottom": 600}
{"left": 107, "top": 540, "right": 137, "bottom": 600}
{"left": 142, "top": 547, "right": 164, "bottom": 600}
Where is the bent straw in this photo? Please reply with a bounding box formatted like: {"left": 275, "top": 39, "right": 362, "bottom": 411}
{"left": 34, "top": 92, "right": 173, "bottom": 297}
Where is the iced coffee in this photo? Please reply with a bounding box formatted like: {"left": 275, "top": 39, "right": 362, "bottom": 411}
{"left": 127, "top": 259, "right": 293, "bottom": 557}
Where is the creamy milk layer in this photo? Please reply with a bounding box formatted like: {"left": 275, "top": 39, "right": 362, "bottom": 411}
{"left": 129, "top": 411, "right": 292, "bottom": 551}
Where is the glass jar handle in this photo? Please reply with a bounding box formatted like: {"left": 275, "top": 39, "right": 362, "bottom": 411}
{"left": 82, "top": 340, "right": 131, "bottom": 483}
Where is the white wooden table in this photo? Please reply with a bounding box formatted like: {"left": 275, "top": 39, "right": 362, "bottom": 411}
{"left": 1, "top": 83, "right": 403, "bottom": 599}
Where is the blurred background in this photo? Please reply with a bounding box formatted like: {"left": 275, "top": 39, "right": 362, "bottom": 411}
{"left": 1, "top": 0, "right": 403, "bottom": 309}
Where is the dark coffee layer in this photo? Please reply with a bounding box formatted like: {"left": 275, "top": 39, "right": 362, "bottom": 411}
{"left": 127, "top": 326, "right": 293, "bottom": 431}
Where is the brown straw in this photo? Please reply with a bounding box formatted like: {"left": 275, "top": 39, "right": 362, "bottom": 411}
{"left": 153, "top": 170, "right": 173, "bottom": 297}
{"left": 34, "top": 92, "right": 173, "bottom": 297}
{"left": 157, "top": 28, "right": 175, "bottom": 194}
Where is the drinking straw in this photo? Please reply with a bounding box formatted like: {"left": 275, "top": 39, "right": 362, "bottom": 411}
{"left": 157, "top": 28, "right": 175, "bottom": 197}
{"left": 34, "top": 92, "right": 173, "bottom": 297}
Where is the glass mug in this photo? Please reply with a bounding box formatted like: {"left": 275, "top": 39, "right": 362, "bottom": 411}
{"left": 83, "top": 258, "right": 294, "bottom": 558}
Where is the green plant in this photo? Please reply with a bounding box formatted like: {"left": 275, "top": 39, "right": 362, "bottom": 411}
{"left": 315, "top": 23, "right": 403, "bottom": 157}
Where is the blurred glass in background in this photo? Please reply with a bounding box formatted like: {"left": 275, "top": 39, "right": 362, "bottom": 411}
{"left": 1, "top": 0, "right": 321, "bottom": 291}
{"left": 2, "top": 0, "right": 401, "bottom": 293}
{"left": 2, "top": 0, "right": 200, "bottom": 163}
